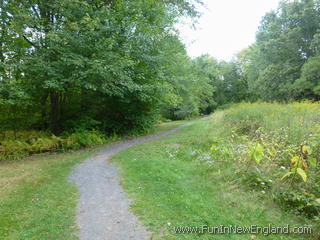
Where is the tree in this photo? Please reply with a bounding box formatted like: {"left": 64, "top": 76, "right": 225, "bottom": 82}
{"left": 244, "top": 0, "right": 320, "bottom": 101}
{"left": 0, "top": 0, "right": 204, "bottom": 134}
{"left": 295, "top": 56, "right": 320, "bottom": 99}
{"left": 191, "top": 55, "right": 249, "bottom": 111}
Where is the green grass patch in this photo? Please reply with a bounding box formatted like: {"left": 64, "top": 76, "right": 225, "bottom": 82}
{"left": 0, "top": 149, "right": 95, "bottom": 240}
{"left": 0, "top": 119, "right": 190, "bottom": 239}
{"left": 148, "top": 120, "right": 189, "bottom": 135}
{"left": 112, "top": 104, "right": 319, "bottom": 239}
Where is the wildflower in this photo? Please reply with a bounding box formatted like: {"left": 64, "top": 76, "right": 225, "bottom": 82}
{"left": 190, "top": 150, "right": 197, "bottom": 156}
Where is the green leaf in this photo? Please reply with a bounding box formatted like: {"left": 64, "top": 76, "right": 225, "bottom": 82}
{"left": 291, "top": 156, "right": 300, "bottom": 165}
{"left": 281, "top": 171, "right": 294, "bottom": 180}
{"left": 309, "top": 157, "right": 317, "bottom": 168}
{"left": 302, "top": 145, "right": 312, "bottom": 155}
{"left": 251, "top": 143, "right": 264, "bottom": 164}
{"left": 297, "top": 168, "right": 307, "bottom": 182}
{"left": 210, "top": 144, "right": 217, "bottom": 153}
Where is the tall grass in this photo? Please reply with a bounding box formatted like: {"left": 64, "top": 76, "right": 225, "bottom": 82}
{"left": 212, "top": 102, "right": 320, "bottom": 219}
{"left": 112, "top": 105, "right": 318, "bottom": 239}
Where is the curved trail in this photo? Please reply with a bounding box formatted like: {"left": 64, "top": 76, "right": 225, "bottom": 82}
{"left": 69, "top": 122, "right": 195, "bottom": 240}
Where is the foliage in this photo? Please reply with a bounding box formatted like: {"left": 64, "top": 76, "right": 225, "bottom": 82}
{"left": 160, "top": 50, "right": 215, "bottom": 120}
{"left": 296, "top": 56, "right": 320, "bottom": 98}
{"left": 282, "top": 145, "right": 314, "bottom": 183}
{"left": 112, "top": 112, "right": 316, "bottom": 240}
{"left": 278, "top": 191, "right": 320, "bottom": 219}
{"left": 0, "top": 119, "right": 187, "bottom": 161}
{"left": 190, "top": 55, "right": 250, "bottom": 113}
{"left": 239, "top": 0, "right": 320, "bottom": 101}
{"left": 0, "top": 0, "right": 204, "bottom": 136}
{"left": 64, "top": 130, "right": 106, "bottom": 150}
{"left": 210, "top": 102, "right": 320, "bottom": 219}
{"left": 0, "top": 81, "right": 34, "bottom": 136}
{"left": 0, "top": 130, "right": 107, "bottom": 161}
{"left": 2, "top": 0, "right": 320, "bottom": 141}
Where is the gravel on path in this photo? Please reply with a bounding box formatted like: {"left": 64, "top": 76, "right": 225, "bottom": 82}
{"left": 69, "top": 122, "right": 194, "bottom": 240}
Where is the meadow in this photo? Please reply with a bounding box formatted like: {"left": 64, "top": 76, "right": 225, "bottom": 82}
{"left": 112, "top": 102, "right": 320, "bottom": 239}
{"left": 1, "top": 103, "right": 319, "bottom": 239}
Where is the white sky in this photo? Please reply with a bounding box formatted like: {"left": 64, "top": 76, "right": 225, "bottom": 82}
{"left": 178, "top": 0, "right": 281, "bottom": 61}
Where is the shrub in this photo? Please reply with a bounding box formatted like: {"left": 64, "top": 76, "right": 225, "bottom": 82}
{"left": 63, "top": 130, "right": 106, "bottom": 150}
{"left": 0, "top": 130, "right": 107, "bottom": 161}
{"left": 0, "top": 137, "right": 62, "bottom": 161}
{"left": 278, "top": 191, "right": 320, "bottom": 219}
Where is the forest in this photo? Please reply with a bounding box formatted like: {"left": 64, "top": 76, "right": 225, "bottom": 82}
{"left": 1, "top": 0, "right": 320, "bottom": 138}
{"left": 1, "top": 0, "right": 320, "bottom": 239}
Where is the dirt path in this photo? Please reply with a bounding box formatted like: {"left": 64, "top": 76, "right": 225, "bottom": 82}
{"left": 69, "top": 122, "right": 194, "bottom": 240}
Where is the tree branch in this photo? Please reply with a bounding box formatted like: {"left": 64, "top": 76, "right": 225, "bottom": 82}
{"left": 23, "top": 35, "right": 39, "bottom": 49}
{"left": 31, "top": 6, "right": 41, "bottom": 19}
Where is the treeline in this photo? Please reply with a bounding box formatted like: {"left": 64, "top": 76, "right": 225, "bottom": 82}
{"left": 169, "top": 0, "right": 320, "bottom": 120}
{"left": 238, "top": 0, "right": 320, "bottom": 101}
{"left": 0, "top": 0, "right": 208, "bottom": 136}
{"left": 1, "top": 0, "right": 320, "bottom": 136}
{"left": 193, "top": 0, "right": 320, "bottom": 107}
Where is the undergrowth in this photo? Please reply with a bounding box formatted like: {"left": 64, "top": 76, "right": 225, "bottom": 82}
{"left": 0, "top": 120, "right": 187, "bottom": 161}
{"left": 208, "top": 102, "right": 320, "bottom": 221}
{"left": 112, "top": 105, "right": 318, "bottom": 239}
{"left": 0, "top": 130, "right": 116, "bottom": 161}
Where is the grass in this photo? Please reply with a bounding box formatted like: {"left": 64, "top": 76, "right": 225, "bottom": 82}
{"left": 0, "top": 120, "right": 190, "bottom": 239}
{"left": 1, "top": 104, "right": 319, "bottom": 239}
{"left": 112, "top": 104, "right": 319, "bottom": 240}
{"left": 147, "top": 119, "right": 189, "bottom": 135}
{"left": 0, "top": 150, "right": 95, "bottom": 240}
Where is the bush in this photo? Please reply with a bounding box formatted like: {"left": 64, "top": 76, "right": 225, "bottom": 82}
{"left": 0, "top": 130, "right": 107, "bottom": 161}
{"left": 63, "top": 130, "right": 106, "bottom": 150}
{"left": 278, "top": 191, "right": 320, "bottom": 219}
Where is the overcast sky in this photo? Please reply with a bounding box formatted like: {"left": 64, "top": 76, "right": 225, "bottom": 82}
{"left": 178, "top": 0, "right": 281, "bottom": 61}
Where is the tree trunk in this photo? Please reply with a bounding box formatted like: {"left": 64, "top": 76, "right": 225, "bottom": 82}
{"left": 50, "top": 90, "right": 61, "bottom": 135}
{"left": 40, "top": 91, "right": 49, "bottom": 129}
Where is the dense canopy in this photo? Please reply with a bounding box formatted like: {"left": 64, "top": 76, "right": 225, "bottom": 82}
{"left": 1, "top": 0, "right": 320, "bottom": 136}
